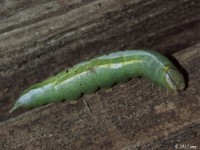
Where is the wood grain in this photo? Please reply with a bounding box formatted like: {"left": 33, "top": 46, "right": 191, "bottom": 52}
{"left": 0, "top": 0, "right": 200, "bottom": 149}
{"left": 0, "top": 43, "right": 199, "bottom": 150}
{"left": 1, "top": 0, "right": 200, "bottom": 122}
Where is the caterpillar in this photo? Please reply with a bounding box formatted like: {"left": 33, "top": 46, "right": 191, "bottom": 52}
{"left": 10, "top": 50, "right": 185, "bottom": 113}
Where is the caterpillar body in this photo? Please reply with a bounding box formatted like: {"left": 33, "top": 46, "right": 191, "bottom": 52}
{"left": 10, "top": 50, "right": 185, "bottom": 112}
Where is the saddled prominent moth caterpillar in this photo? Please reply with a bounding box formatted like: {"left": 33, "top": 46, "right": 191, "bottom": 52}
{"left": 10, "top": 50, "right": 185, "bottom": 112}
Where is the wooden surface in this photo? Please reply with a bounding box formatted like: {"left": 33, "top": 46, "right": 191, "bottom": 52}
{"left": 0, "top": 0, "right": 200, "bottom": 149}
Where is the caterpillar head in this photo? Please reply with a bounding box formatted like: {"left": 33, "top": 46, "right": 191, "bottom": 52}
{"left": 165, "top": 67, "right": 185, "bottom": 92}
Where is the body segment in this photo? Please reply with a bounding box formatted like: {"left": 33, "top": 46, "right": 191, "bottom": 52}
{"left": 10, "top": 50, "right": 185, "bottom": 112}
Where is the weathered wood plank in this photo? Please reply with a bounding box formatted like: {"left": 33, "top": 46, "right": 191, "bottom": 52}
{"left": 0, "top": 0, "right": 200, "bottom": 122}
{"left": 0, "top": 0, "right": 200, "bottom": 149}
{"left": 0, "top": 44, "right": 199, "bottom": 150}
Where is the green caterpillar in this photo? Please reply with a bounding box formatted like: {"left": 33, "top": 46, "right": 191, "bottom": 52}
{"left": 10, "top": 50, "right": 185, "bottom": 112}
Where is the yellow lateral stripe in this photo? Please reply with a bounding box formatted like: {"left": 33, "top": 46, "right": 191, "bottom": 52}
{"left": 56, "top": 60, "right": 144, "bottom": 85}
{"left": 98, "top": 60, "right": 143, "bottom": 69}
